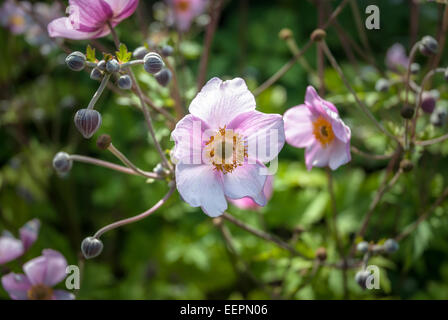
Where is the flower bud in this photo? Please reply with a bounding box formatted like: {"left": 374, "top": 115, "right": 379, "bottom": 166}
{"left": 90, "top": 68, "right": 103, "bottom": 81}
{"left": 400, "top": 159, "right": 413, "bottom": 172}
{"left": 96, "top": 134, "right": 112, "bottom": 150}
{"left": 106, "top": 59, "right": 120, "bottom": 73}
{"left": 375, "top": 78, "right": 390, "bottom": 92}
{"left": 81, "top": 237, "right": 103, "bottom": 259}
{"left": 410, "top": 63, "right": 420, "bottom": 74}
{"left": 310, "top": 29, "right": 326, "bottom": 42}
{"left": 153, "top": 163, "right": 168, "bottom": 177}
{"left": 419, "top": 36, "right": 438, "bottom": 56}
{"left": 444, "top": 68, "right": 448, "bottom": 81}
{"left": 65, "top": 51, "right": 86, "bottom": 71}
{"left": 383, "top": 239, "right": 399, "bottom": 253}
{"left": 355, "top": 270, "right": 370, "bottom": 290}
{"left": 143, "top": 52, "right": 164, "bottom": 74}
{"left": 52, "top": 152, "right": 72, "bottom": 174}
{"left": 315, "top": 247, "right": 327, "bottom": 261}
{"left": 97, "top": 60, "right": 106, "bottom": 71}
{"left": 430, "top": 107, "right": 447, "bottom": 127}
{"left": 133, "top": 46, "right": 149, "bottom": 60}
{"left": 117, "top": 74, "right": 132, "bottom": 90}
{"left": 401, "top": 106, "right": 414, "bottom": 119}
{"left": 161, "top": 45, "right": 173, "bottom": 57}
{"left": 421, "top": 90, "right": 439, "bottom": 114}
{"left": 356, "top": 241, "right": 369, "bottom": 254}
{"left": 74, "top": 109, "right": 102, "bottom": 139}
{"left": 279, "top": 28, "right": 293, "bottom": 40}
{"left": 154, "top": 68, "right": 172, "bottom": 87}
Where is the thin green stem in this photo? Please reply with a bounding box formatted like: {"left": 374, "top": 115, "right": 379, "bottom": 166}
{"left": 87, "top": 74, "right": 111, "bottom": 110}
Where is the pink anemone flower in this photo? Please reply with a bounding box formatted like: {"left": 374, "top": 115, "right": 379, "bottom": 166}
{"left": 230, "top": 175, "right": 274, "bottom": 211}
{"left": 171, "top": 77, "right": 285, "bottom": 217}
{"left": 47, "top": 0, "right": 139, "bottom": 40}
{"left": 0, "top": 219, "right": 40, "bottom": 265}
{"left": 1, "top": 249, "right": 75, "bottom": 300}
{"left": 167, "top": 0, "right": 206, "bottom": 31}
{"left": 385, "top": 43, "right": 409, "bottom": 71}
{"left": 284, "top": 86, "right": 351, "bottom": 171}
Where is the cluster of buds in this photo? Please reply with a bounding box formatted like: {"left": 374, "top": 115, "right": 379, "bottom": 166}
{"left": 356, "top": 238, "right": 399, "bottom": 255}
{"left": 134, "top": 45, "right": 173, "bottom": 87}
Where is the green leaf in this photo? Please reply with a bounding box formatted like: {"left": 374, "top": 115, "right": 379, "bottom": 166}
{"left": 86, "top": 44, "right": 96, "bottom": 62}
{"left": 102, "top": 52, "right": 114, "bottom": 62}
{"left": 116, "top": 43, "right": 132, "bottom": 64}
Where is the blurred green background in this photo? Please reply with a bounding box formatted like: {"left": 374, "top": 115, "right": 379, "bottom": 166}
{"left": 1, "top": 0, "right": 448, "bottom": 299}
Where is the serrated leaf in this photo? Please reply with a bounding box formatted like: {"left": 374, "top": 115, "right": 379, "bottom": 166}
{"left": 86, "top": 44, "right": 96, "bottom": 62}
{"left": 116, "top": 43, "right": 132, "bottom": 64}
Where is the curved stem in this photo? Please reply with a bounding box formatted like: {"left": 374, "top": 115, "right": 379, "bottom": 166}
{"left": 69, "top": 154, "right": 161, "bottom": 179}
{"left": 94, "top": 184, "right": 176, "bottom": 238}
{"left": 351, "top": 146, "right": 394, "bottom": 160}
{"left": 87, "top": 74, "right": 111, "bottom": 110}
{"left": 403, "top": 42, "right": 420, "bottom": 149}
{"left": 416, "top": 133, "right": 448, "bottom": 146}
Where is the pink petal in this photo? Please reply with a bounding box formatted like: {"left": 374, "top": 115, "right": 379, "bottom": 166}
{"left": 283, "top": 105, "right": 315, "bottom": 148}
{"left": 171, "top": 114, "right": 209, "bottom": 165}
{"left": 189, "top": 77, "right": 256, "bottom": 130}
{"left": 305, "top": 86, "right": 338, "bottom": 114}
{"left": 1, "top": 273, "right": 32, "bottom": 300}
{"left": 23, "top": 249, "right": 68, "bottom": 287}
{"left": 53, "top": 290, "right": 76, "bottom": 300}
{"left": 222, "top": 162, "right": 267, "bottom": 207}
{"left": 229, "top": 173, "right": 274, "bottom": 210}
{"left": 0, "top": 234, "right": 24, "bottom": 264}
{"left": 19, "top": 219, "right": 40, "bottom": 251}
{"left": 175, "top": 163, "right": 227, "bottom": 217}
{"left": 47, "top": 17, "right": 109, "bottom": 39}
{"left": 106, "top": 0, "right": 139, "bottom": 22}
{"left": 228, "top": 111, "right": 285, "bottom": 163}
{"left": 69, "top": 0, "right": 113, "bottom": 25}
{"left": 305, "top": 142, "right": 331, "bottom": 171}
{"left": 328, "top": 139, "right": 351, "bottom": 170}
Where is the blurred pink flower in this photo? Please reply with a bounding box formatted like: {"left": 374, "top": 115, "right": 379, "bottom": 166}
{"left": 0, "top": 0, "right": 31, "bottom": 35}
{"left": 48, "top": 0, "right": 139, "bottom": 40}
{"left": 230, "top": 175, "right": 274, "bottom": 210}
{"left": 167, "top": 0, "right": 207, "bottom": 31}
{"left": 171, "top": 77, "right": 285, "bottom": 217}
{"left": 284, "top": 86, "right": 351, "bottom": 171}
{"left": 1, "top": 249, "right": 74, "bottom": 300}
{"left": 386, "top": 43, "right": 409, "bottom": 71}
{"left": 0, "top": 219, "right": 40, "bottom": 265}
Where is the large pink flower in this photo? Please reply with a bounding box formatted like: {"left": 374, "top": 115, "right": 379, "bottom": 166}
{"left": 167, "top": 0, "right": 206, "bottom": 31}
{"left": 230, "top": 175, "right": 274, "bottom": 211}
{"left": 0, "top": 219, "right": 40, "bottom": 265}
{"left": 284, "top": 86, "right": 351, "bottom": 171}
{"left": 171, "top": 77, "right": 285, "bottom": 217}
{"left": 47, "top": 0, "right": 139, "bottom": 40}
{"left": 1, "top": 249, "right": 74, "bottom": 300}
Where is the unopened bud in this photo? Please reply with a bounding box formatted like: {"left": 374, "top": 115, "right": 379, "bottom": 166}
{"left": 315, "top": 247, "right": 327, "bottom": 261}
{"left": 419, "top": 36, "right": 438, "bottom": 56}
{"left": 430, "top": 107, "right": 447, "bottom": 127}
{"left": 421, "top": 90, "right": 439, "bottom": 114}
{"left": 97, "top": 60, "right": 106, "bottom": 71}
{"left": 117, "top": 74, "right": 132, "bottom": 90}
{"left": 375, "top": 78, "right": 390, "bottom": 92}
{"left": 355, "top": 270, "right": 370, "bottom": 290}
{"left": 161, "top": 45, "right": 173, "bottom": 57}
{"left": 400, "top": 159, "right": 414, "bottom": 172}
{"left": 106, "top": 59, "right": 120, "bottom": 73}
{"left": 279, "top": 28, "right": 293, "bottom": 40}
{"left": 90, "top": 68, "right": 103, "bottom": 81}
{"left": 310, "top": 29, "right": 326, "bottom": 42}
{"left": 81, "top": 237, "right": 104, "bottom": 259}
{"left": 143, "top": 52, "right": 164, "bottom": 74}
{"left": 356, "top": 241, "right": 369, "bottom": 254}
{"left": 65, "top": 51, "right": 86, "bottom": 71}
{"left": 52, "top": 152, "right": 72, "bottom": 174}
{"left": 383, "top": 239, "right": 399, "bottom": 253}
{"left": 410, "top": 63, "right": 420, "bottom": 74}
{"left": 133, "top": 46, "right": 149, "bottom": 60}
{"left": 154, "top": 68, "right": 172, "bottom": 87}
{"left": 96, "top": 134, "right": 112, "bottom": 150}
{"left": 74, "top": 109, "right": 102, "bottom": 139}
{"left": 401, "top": 106, "right": 415, "bottom": 119}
